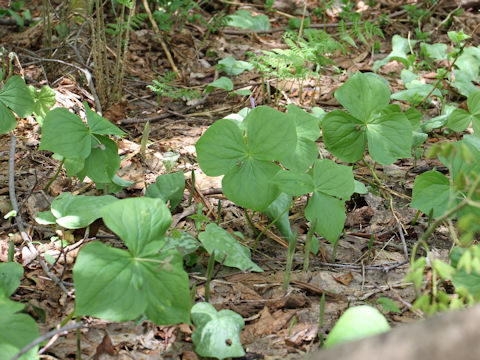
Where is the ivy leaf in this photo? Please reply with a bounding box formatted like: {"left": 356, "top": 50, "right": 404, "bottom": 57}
{"left": 198, "top": 223, "right": 263, "bottom": 272}
{"left": 191, "top": 302, "right": 245, "bottom": 360}
{"left": 145, "top": 171, "right": 185, "bottom": 209}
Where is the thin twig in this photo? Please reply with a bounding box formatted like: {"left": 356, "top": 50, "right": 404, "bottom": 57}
{"left": 8, "top": 133, "right": 69, "bottom": 295}
{"left": 11, "top": 322, "right": 86, "bottom": 360}
{"left": 396, "top": 220, "right": 409, "bottom": 261}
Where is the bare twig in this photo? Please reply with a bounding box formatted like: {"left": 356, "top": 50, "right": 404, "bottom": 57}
{"left": 8, "top": 133, "right": 69, "bottom": 295}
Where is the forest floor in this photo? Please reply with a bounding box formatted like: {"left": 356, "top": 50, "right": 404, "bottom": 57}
{"left": 0, "top": 0, "right": 479, "bottom": 359}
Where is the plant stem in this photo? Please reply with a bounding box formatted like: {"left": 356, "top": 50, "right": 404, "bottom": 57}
{"left": 44, "top": 158, "right": 65, "bottom": 192}
{"left": 205, "top": 250, "right": 216, "bottom": 302}
{"left": 361, "top": 157, "right": 383, "bottom": 187}
{"left": 303, "top": 219, "right": 316, "bottom": 271}
{"left": 283, "top": 231, "right": 298, "bottom": 289}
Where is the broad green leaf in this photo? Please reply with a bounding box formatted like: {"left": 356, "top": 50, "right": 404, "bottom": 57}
{"left": 217, "top": 56, "right": 254, "bottom": 76}
{"left": 0, "top": 75, "right": 35, "bottom": 117}
{"left": 76, "top": 135, "right": 120, "bottom": 183}
{"left": 0, "top": 262, "right": 23, "bottom": 297}
{"left": 282, "top": 105, "right": 320, "bottom": 171}
{"left": 376, "top": 297, "right": 401, "bottom": 314}
{"left": 286, "top": 104, "right": 320, "bottom": 140}
{"left": 354, "top": 180, "right": 368, "bottom": 194}
{"left": 191, "top": 302, "right": 245, "bottom": 359}
{"left": 49, "top": 192, "right": 118, "bottom": 229}
{"left": 0, "top": 312, "right": 39, "bottom": 360}
{"left": 404, "top": 107, "right": 422, "bottom": 130}
{"left": 196, "top": 118, "right": 248, "bottom": 176}
{"left": 366, "top": 112, "right": 412, "bottom": 165}
{"left": 335, "top": 72, "right": 390, "bottom": 122}
{"left": 74, "top": 242, "right": 190, "bottom": 324}
{"left": 29, "top": 85, "right": 56, "bottom": 125}
{"left": 262, "top": 193, "right": 293, "bottom": 239}
{"left": 324, "top": 305, "right": 390, "bottom": 348}
{"left": 373, "top": 35, "right": 416, "bottom": 71}
{"left": 305, "top": 192, "right": 346, "bottom": 244}
{"left": 35, "top": 210, "right": 57, "bottom": 225}
{"left": 198, "top": 223, "right": 263, "bottom": 272}
{"left": 222, "top": 158, "right": 280, "bottom": 212}
{"left": 420, "top": 42, "right": 447, "bottom": 61}
{"left": 467, "top": 90, "right": 480, "bottom": 115}
{"left": 246, "top": 106, "right": 297, "bottom": 161}
{"left": 270, "top": 170, "right": 314, "bottom": 196}
{"left": 322, "top": 110, "right": 366, "bottom": 163}
{"left": 392, "top": 81, "right": 442, "bottom": 106}
{"left": 311, "top": 159, "right": 354, "bottom": 199}
{"left": 101, "top": 197, "right": 171, "bottom": 255}
{"left": 452, "top": 269, "right": 480, "bottom": 299}
{"left": 95, "top": 174, "right": 133, "bottom": 194}
{"left": 281, "top": 137, "right": 318, "bottom": 172}
{"left": 85, "top": 103, "right": 125, "bottom": 136}
{"left": 163, "top": 231, "right": 200, "bottom": 256}
{"left": 205, "top": 77, "right": 234, "bottom": 93}
{"left": 0, "top": 102, "right": 16, "bottom": 134}
{"left": 446, "top": 108, "right": 471, "bottom": 132}
{"left": 39, "top": 108, "right": 91, "bottom": 159}
{"left": 145, "top": 171, "right": 185, "bottom": 209}
{"left": 226, "top": 9, "right": 270, "bottom": 31}
{"left": 411, "top": 170, "right": 451, "bottom": 218}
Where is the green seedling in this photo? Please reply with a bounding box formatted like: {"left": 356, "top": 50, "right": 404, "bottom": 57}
{"left": 145, "top": 171, "right": 185, "bottom": 209}
{"left": 191, "top": 302, "right": 245, "bottom": 359}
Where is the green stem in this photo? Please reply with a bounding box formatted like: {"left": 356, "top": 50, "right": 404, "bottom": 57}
{"left": 283, "top": 231, "right": 298, "bottom": 290}
{"left": 205, "top": 250, "right": 216, "bottom": 303}
{"left": 303, "top": 219, "right": 317, "bottom": 271}
{"left": 361, "top": 158, "right": 382, "bottom": 187}
{"left": 44, "top": 158, "right": 65, "bottom": 192}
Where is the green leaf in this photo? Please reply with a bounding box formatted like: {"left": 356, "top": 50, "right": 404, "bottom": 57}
{"left": 354, "top": 180, "right": 368, "bottom": 194}
{"left": 324, "top": 305, "right": 390, "bottom": 348}
{"left": 452, "top": 269, "right": 480, "bottom": 299}
{"left": 0, "top": 75, "right": 35, "bottom": 118}
{"left": 420, "top": 43, "right": 447, "bottom": 61}
{"left": 39, "top": 108, "right": 91, "bottom": 159}
{"left": 322, "top": 110, "right": 366, "bottom": 163}
{"left": 0, "top": 101, "right": 16, "bottom": 134}
{"left": 411, "top": 171, "right": 451, "bottom": 218}
{"left": 205, "top": 77, "right": 234, "bottom": 93}
{"left": 48, "top": 192, "right": 118, "bottom": 229}
{"left": 145, "top": 171, "right": 185, "bottom": 209}
{"left": 0, "top": 312, "right": 39, "bottom": 360}
{"left": 366, "top": 112, "right": 412, "bottom": 165}
{"left": 198, "top": 223, "right": 263, "bottom": 272}
{"left": 85, "top": 103, "right": 126, "bottom": 136}
{"left": 77, "top": 135, "right": 120, "bottom": 183}
{"left": 270, "top": 170, "right": 314, "bottom": 196}
{"left": 226, "top": 9, "right": 270, "bottom": 31}
{"left": 0, "top": 262, "right": 23, "bottom": 297}
{"left": 373, "top": 35, "right": 415, "bottom": 71}
{"left": 447, "top": 108, "right": 471, "bottom": 132}
{"left": 286, "top": 104, "right": 320, "bottom": 141}
{"left": 223, "top": 158, "right": 281, "bottom": 212}
{"left": 101, "top": 197, "right": 171, "bottom": 255}
{"left": 262, "top": 193, "right": 293, "bottom": 239}
{"left": 217, "top": 56, "right": 254, "bottom": 76}
{"left": 376, "top": 297, "right": 401, "bottom": 314}
{"left": 29, "top": 85, "right": 56, "bottom": 126}
{"left": 311, "top": 159, "right": 354, "bottom": 199}
{"left": 246, "top": 106, "right": 297, "bottom": 161}
{"left": 34, "top": 210, "right": 57, "bottom": 225}
{"left": 196, "top": 119, "right": 248, "bottom": 176}
{"left": 74, "top": 242, "right": 190, "bottom": 324}
{"left": 335, "top": 72, "right": 390, "bottom": 122}
{"left": 305, "top": 192, "right": 346, "bottom": 244}
{"left": 163, "top": 231, "right": 200, "bottom": 256}
{"left": 191, "top": 302, "right": 245, "bottom": 360}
